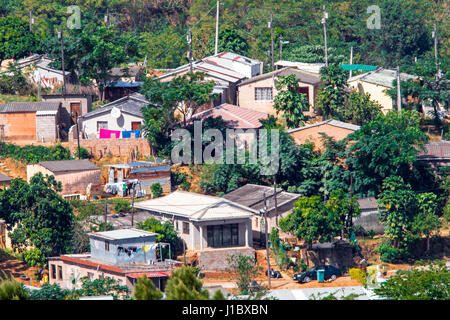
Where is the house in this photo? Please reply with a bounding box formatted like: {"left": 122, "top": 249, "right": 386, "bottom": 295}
{"left": 134, "top": 191, "right": 256, "bottom": 271}
{"left": 0, "top": 172, "right": 11, "bottom": 188}
{"left": 27, "top": 159, "right": 101, "bottom": 197}
{"left": 353, "top": 197, "right": 384, "bottom": 235}
{"left": 48, "top": 228, "right": 178, "bottom": 292}
{"left": 104, "top": 158, "right": 171, "bottom": 197}
{"left": 223, "top": 184, "right": 300, "bottom": 246}
{"left": 417, "top": 141, "right": 450, "bottom": 170}
{"left": 287, "top": 119, "right": 360, "bottom": 150}
{"left": 41, "top": 94, "right": 93, "bottom": 132}
{"left": 105, "top": 65, "right": 144, "bottom": 101}
{"left": 157, "top": 51, "right": 263, "bottom": 108}
{"left": 0, "top": 102, "right": 62, "bottom": 143}
{"left": 79, "top": 93, "right": 150, "bottom": 139}
{"left": 348, "top": 68, "right": 418, "bottom": 113}
{"left": 274, "top": 60, "right": 325, "bottom": 74}
{"left": 237, "top": 67, "right": 322, "bottom": 116}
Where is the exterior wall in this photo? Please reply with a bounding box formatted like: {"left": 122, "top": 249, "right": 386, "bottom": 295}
{"left": 0, "top": 112, "right": 36, "bottom": 141}
{"left": 253, "top": 202, "right": 296, "bottom": 244}
{"left": 68, "top": 134, "right": 152, "bottom": 159}
{"left": 81, "top": 112, "right": 144, "bottom": 139}
{"left": 237, "top": 77, "right": 318, "bottom": 115}
{"left": 353, "top": 210, "right": 385, "bottom": 234}
{"left": 348, "top": 80, "right": 392, "bottom": 113}
{"left": 26, "top": 164, "right": 101, "bottom": 195}
{"left": 36, "top": 114, "right": 58, "bottom": 142}
{"left": 309, "top": 244, "right": 354, "bottom": 270}
{"left": 198, "top": 246, "right": 255, "bottom": 271}
{"left": 289, "top": 124, "right": 355, "bottom": 150}
{"left": 90, "top": 235, "right": 157, "bottom": 265}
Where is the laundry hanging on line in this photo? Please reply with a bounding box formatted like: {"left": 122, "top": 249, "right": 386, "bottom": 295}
{"left": 121, "top": 130, "right": 141, "bottom": 138}
{"left": 99, "top": 128, "right": 121, "bottom": 139}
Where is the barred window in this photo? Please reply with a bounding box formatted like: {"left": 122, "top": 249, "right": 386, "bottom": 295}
{"left": 183, "top": 222, "right": 190, "bottom": 235}
{"left": 255, "top": 87, "right": 273, "bottom": 101}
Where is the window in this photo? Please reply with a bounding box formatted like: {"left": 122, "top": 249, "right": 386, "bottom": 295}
{"left": 183, "top": 222, "right": 190, "bottom": 235}
{"left": 207, "top": 224, "right": 239, "bottom": 248}
{"left": 58, "top": 266, "right": 63, "bottom": 280}
{"left": 51, "top": 264, "right": 56, "bottom": 280}
{"left": 104, "top": 241, "right": 110, "bottom": 252}
{"left": 97, "top": 121, "right": 108, "bottom": 131}
{"left": 255, "top": 87, "right": 273, "bottom": 101}
{"left": 131, "top": 121, "right": 141, "bottom": 131}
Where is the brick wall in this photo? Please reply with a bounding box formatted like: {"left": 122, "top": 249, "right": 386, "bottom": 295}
{"left": 36, "top": 114, "right": 58, "bottom": 142}
{"left": 69, "top": 133, "right": 153, "bottom": 159}
{"left": 0, "top": 112, "right": 37, "bottom": 141}
{"left": 198, "top": 247, "right": 255, "bottom": 271}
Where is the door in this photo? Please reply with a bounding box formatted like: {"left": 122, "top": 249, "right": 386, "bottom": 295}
{"left": 131, "top": 121, "right": 141, "bottom": 131}
{"left": 70, "top": 102, "right": 82, "bottom": 125}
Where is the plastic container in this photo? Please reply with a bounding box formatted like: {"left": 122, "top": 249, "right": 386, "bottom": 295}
{"left": 317, "top": 269, "right": 325, "bottom": 283}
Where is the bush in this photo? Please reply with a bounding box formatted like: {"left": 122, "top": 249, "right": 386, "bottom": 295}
{"left": 75, "top": 146, "right": 91, "bottom": 159}
{"left": 0, "top": 142, "right": 71, "bottom": 164}
{"left": 22, "top": 248, "right": 46, "bottom": 267}
{"left": 349, "top": 268, "right": 367, "bottom": 285}
{"left": 112, "top": 199, "right": 131, "bottom": 213}
{"left": 151, "top": 183, "right": 163, "bottom": 198}
{"left": 377, "top": 241, "right": 410, "bottom": 263}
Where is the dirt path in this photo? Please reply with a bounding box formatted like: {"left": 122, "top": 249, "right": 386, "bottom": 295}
{"left": 0, "top": 251, "right": 42, "bottom": 287}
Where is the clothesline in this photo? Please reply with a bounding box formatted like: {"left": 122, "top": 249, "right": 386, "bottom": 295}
{"left": 99, "top": 128, "right": 141, "bottom": 139}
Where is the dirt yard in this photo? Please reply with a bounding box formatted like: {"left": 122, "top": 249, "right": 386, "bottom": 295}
{"left": 0, "top": 250, "right": 43, "bottom": 287}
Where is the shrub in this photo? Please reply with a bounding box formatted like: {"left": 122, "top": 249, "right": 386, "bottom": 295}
{"left": 0, "top": 142, "right": 71, "bottom": 164}
{"left": 377, "top": 241, "right": 410, "bottom": 263}
{"left": 75, "top": 146, "right": 91, "bottom": 159}
{"left": 22, "top": 248, "right": 46, "bottom": 267}
{"left": 151, "top": 183, "right": 163, "bottom": 198}
{"left": 349, "top": 268, "right": 367, "bottom": 285}
{"left": 113, "top": 199, "right": 131, "bottom": 213}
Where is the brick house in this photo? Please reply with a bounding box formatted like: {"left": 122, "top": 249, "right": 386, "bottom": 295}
{"left": 223, "top": 184, "right": 300, "bottom": 246}
{"left": 0, "top": 102, "right": 62, "bottom": 143}
{"left": 134, "top": 191, "right": 256, "bottom": 271}
{"left": 26, "top": 159, "right": 101, "bottom": 197}
{"left": 48, "top": 228, "right": 177, "bottom": 292}
{"left": 236, "top": 67, "right": 322, "bottom": 116}
{"left": 287, "top": 119, "right": 360, "bottom": 150}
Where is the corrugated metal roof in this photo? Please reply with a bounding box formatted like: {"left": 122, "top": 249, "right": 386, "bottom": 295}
{"left": 238, "top": 67, "right": 321, "bottom": 86}
{"left": 81, "top": 93, "right": 150, "bottom": 119}
{"left": 90, "top": 228, "right": 158, "bottom": 240}
{"left": 38, "top": 159, "right": 99, "bottom": 172}
{"left": 287, "top": 119, "right": 360, "bottom": 134}
{"left": 0, "top": 101, "right": 60, "bottom": 113}
{"left": 0, "top": 172, "right": 11, "bottom": 183}
{"left": 274, "top": 60, "right": 325, "bottom": 74}
{"left": 348, "top": 68, "right": 417, "bottom": 88}
{"left": 188, "top": 104, "right": 269, "bottom": 129}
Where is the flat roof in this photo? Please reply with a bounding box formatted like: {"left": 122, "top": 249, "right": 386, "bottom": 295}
{"left": 38, "top": 159, "right": 99, "bottom": 173}
{"left": 89, "top": 228, "right": 158, "bottom": 241}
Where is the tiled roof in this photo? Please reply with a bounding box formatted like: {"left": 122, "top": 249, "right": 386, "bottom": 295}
{"left": 287, "top": 119, "right": 360, "bottom": 134}
{"left": 238, "top": 67, "right": 321, "bottom": 86}
{"left": 188, "top": 104, "right": 269, "bottom": 129}
{"left": 38, "top": 159, "right": 100, "bottom": 172}
{"left": 348, "top": 68, "right": 418, "bottom": 88}
{"left": 418, "top": 141, "right": 450, "bottom": 159}
{"left": 0, "top": 101, "right": 60, "bottom": 113}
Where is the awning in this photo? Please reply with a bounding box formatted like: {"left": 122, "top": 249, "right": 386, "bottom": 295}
{"left": 340, "top": 64, "right": 377, "bottom": 71}
{"left": 126, "top": 271, "right": 171, "bottom": 279}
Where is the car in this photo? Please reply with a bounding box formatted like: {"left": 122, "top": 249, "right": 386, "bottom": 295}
{"left": 295, "top": 265, "right": 342, "bottom": 283}
{"left": 265, "top": 268, "right": 282, "bottom": 278}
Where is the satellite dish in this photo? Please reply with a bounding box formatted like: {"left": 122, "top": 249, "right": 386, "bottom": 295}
{"left": 111, "top": 107, "right": 121, "bottom": 119}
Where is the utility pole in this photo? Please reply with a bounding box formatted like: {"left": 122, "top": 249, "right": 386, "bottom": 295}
{"left": 322, "top": 5, "right": 328, "bottom": 67}
{"left": 75, "top": 112, "right": 81, "bottom": 159}
{"left": 273, "top": 176, "right": 279, "bottom": 226}
{"left": 104, "top": 199, "right": 107, "bottom": 232}
{"left": 105, "top": 7, "right": 110, "bottom": 26}
{"left": 432, "top": 23, "right": 439, "bottom": 78}
{"left": 131, "top": 183, "right": 135, "bottom": 227}
{"left": 349, "top": 46, "right": 354, "bottom": 79}
{"left": 58, "top": 25, "right": 66, "bottom": 97}
{"left": 262, "top": 191, "right": 271, "bottom": 289}
{"left": 269, "top": 13, "right": 274, "bottom": 71}
{"left": 214, "top": 1, "right": 220, "bottom": 55}
{"left": 187, "top": 28, "right": 193, "bottom": 74}
{"left": 29, "top": 11, "right": 33, "bottom": 32}
{"left": 396, "top": 66, "right": 402, "bottom": 112}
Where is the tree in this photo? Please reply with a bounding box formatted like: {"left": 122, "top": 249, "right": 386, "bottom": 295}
{"left": 208, "top": 28, "right": 249, "bottom": 56}
{"left": 412, "top": 193, "right": 441, "bottom": 253}
{"left": 151, "top": 183, "right": 163, "bottom": 198}
{"left": 136, "top": 218, "right": 181, "bottom": 259}
{"left": 226, "top": 254, "right": 262, "bottom": 294}
{"left": 28, "top": 283, "right": 71, "bottom": 300}
{"left": 0, "top": 16, "right": 41, "bottom": 60}
{"left": 0, "top": 62, "right": 33, "bottom": 95}
{"left": 133, "top": 275, "right": 163, "bottom": 300}
{"left": 211, "top": 289, "right": 226, "bottom": 300}
{"left": 164, "top": 266, "right": 210, "bottom": 300}
{"left": 273, "top": 74, "right": 310, "bottom": 128}
{"left": 342, "top": 89, "right": 382, "bottom": 125}
{"left": 345, "top": 110, "right": 430, "bottom": 196}
{"left": 316, "top": 64, "right": 348, "bottom": 119}
{"left": 283, "top": 45, "right": 346, "bottom": 65}
{"left": 374, "top": 260, "right": 449, "bottom": 300}
{"left": 73, "top": 276, "right": 130, "bottom": 300}
{"left": 0, "top": 277, "right": 28, "bottom": 300}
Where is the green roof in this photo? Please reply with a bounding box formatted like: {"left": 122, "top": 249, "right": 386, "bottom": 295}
{"left": 340, "top": 64, "right": 377, "bottom": 71}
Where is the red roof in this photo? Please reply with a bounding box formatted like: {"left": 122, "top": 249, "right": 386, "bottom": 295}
{"left": 189, "top": 104, "right": 269, "bottom": 129}
{"left": 126, "top": 271, "right": 171, "bottom": 279}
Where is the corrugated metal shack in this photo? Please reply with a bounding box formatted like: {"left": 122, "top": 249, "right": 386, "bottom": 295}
{"left": 105, "top": 159, "right": 171, "bottom": 196}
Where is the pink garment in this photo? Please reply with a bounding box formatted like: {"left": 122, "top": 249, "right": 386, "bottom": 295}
{"left": 99, "top": 129, "right": 121, "bottom": 139}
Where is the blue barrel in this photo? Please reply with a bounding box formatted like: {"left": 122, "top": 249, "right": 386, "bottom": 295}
{"left": 317, "top": 269, "right": 325, "bottom": 283}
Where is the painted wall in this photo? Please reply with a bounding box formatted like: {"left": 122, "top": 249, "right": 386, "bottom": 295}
{"left": 348, "top": 80, "right": 392, "bottom": 113}
{"left": 0, "top": 112, "right": 36, "bottom": 141}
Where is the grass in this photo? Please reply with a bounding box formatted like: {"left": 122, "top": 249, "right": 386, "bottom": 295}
{"left": 0, "top": 94, "right": 37, "bottom": 104}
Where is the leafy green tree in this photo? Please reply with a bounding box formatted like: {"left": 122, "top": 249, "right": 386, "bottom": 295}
{"left": 73, "top": 276, "right": 130, "bottom": 300}
{"left": 136, "top": 218, "right": 181, "bottom": 259}
{"left": 164, "top": 266, "right": 210, "bottom": 300}
{"left": 151, "top": 183, "right": 163, "bottom": 198}
{"left": 412, "top": 193, "right": 442, "bottom": 253}
{"left": 374, "top": 260, "right": 449, "bottom": 300}
{"left": 316, "top": 64, "right": 348, "bottom": 119}
{"left": 28, "top": 283, "right": 71, "bottom": 300}
{"left": 22, "top": 248, "right": 46, "bottom": 268}
{"left": 343, "top": 90, "right": 382, "bottom": 125}
{"left": 0, "top": 174, "right": 74, "bottom": 260}
{"left": 0, "top": 16, "right": 41, "bottom": 60}
{"left": 283, "top": 45, "right": 346, "bottom": 65}
{"left": 133, "top": 275, "right": 163, "bottom": 300}
{"left": 226, "top": 254, "right": 262, "bottom": 294}
{"left": 208, "top": 28, "right": 249, "bottom": 56}
{"left": 0, "top": 277, "right": 28, "bottom": 300}
{"left": 273, "top": 74, "right": 310, "bottom": 128}
{"left": 0, "top": 62, "right": 33, "bottom": 95}
{"left": 211, "top": 289, "right": 226, "bottom": 300}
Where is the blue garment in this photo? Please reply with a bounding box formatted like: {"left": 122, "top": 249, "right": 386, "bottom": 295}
{"left": 122, "top": 130, "right": 141, "bottom": 138}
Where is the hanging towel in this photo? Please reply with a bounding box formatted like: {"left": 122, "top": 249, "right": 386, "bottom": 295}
{"left": 99, "top": 129, "right": 120, "bottom": 139}
{"left": 121, "top": 130, "right": 141, "bottom": 139}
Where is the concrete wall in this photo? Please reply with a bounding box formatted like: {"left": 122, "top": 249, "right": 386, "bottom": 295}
{"left": 36, "top": 114, "right": 58, "bottom": 142}
{"left": 348, "top": 80, "right": 392, "bottom": 113}
{"left": 289, "top": 124, "right": 356, "bottom": 150}
{"left": 42, "top": 96, "right": 92, "bottom": 127}
{"left": 308, "top": 244, "right": 354, "bottom": 270}
{"left": 353, "top": 210, "right": 385, "bottom": 234}
{"left": 0, "top": 112, "right": 36, "bottom": 141}
{"left": 237, "top": 77, "right": 318, "bottom": 115}
{"left": 198, "top": 246, "right": 255, "bottom": 271}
